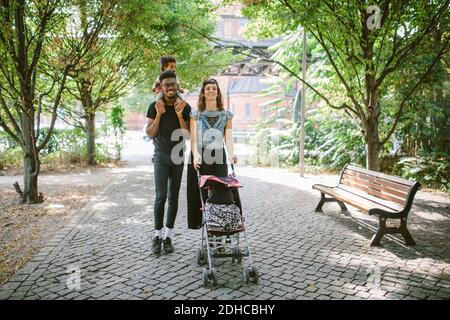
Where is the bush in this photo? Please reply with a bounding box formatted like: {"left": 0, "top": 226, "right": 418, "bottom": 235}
{"left": 397, "top": 151, "right": 450, "bottom": 192}
{"left": 250, "top": 109, "right": 366, "bottom": 170}
{"left": 0, "top": 131, "right": 19, "bottom": 151}
{"left": 0, "top": 147, "right": 22, "bottom": 170}
{"left": 0, "top": 127, "right": 113, "bottom": 170}
{"left": 0, "top": 122, "right": 124, "bottom": 170}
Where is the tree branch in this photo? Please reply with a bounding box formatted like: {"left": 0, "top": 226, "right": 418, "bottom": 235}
{"left": 376, "top": 0, "right": 450, "bottom": 88}
{"left": 380, "top": 34, "right": 450, "bottom": 146}
{"left": 37, "top": 66, "right": 70, "bottom": 152}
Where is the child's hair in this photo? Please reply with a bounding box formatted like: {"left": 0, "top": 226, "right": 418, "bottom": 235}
{"left": 160, "top": 55, "right": 176, "bottom": 71}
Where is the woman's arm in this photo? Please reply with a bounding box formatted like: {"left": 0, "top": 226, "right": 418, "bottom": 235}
{"left": 224, "top": 119, "right": 237, "bottom": 164}
{"left": 190, "top": 118, "right": 201, "bottom": 170}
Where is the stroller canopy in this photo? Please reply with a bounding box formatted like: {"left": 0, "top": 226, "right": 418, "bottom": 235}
{"left": 199, "top": 174, "right": 242, "bottom": 189}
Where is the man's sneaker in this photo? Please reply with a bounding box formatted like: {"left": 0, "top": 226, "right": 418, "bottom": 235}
{"left": 151, "top": 236, "right": 162, "bottom": 255}
{"left": 163, "top": 237, "right": 174, "bottom": 254}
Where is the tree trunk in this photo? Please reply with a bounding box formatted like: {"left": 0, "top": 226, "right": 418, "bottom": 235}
{"left": 86, "top": 112, "right": 96, "bottom": 165}
{"left": 363, "top": 31, "right": 381, "bottom": 172}
{"left": 22, "top": 153, "right": 41, "bottom": 203}
{"left": 20, "top": 107, "right": 42, "bottom": 203}
{"left": 365, "top": 76, "right": 381, "bottom": 171}
{"left": 365, "top": 111, "right": 381, "bottom": 171}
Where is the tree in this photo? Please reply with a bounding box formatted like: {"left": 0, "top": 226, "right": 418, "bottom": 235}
{"left": 64, "top": 0, "right": 137, "bottom": 165}
{"left": 0, "top": 0, "right": 96, "bottom": 203}
{"left": 236, "top": 0, "right": 450, "bottom": 170}
{"left": 65, "top": 0, "right": 234, "bottom": 164}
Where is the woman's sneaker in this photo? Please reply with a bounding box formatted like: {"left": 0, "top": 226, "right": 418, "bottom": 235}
{"left": 151, "top": 236, "right": 162, "bottom": 255}
{"left": 163, "top": 237, "right": 174, "bottom": 254}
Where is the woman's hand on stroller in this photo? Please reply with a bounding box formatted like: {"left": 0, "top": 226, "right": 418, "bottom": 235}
{"left": 193, "top": 153, "right": 202, "bottom": 171}
{"left": 229, "top": 155, "right": 238, "bottom": 164}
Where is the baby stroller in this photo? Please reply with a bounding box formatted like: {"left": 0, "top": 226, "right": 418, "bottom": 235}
{"left": 196, "top": 165, "right": 258, "bottom": 287}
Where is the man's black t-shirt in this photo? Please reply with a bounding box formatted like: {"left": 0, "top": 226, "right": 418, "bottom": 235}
{"left": 146, "top": 100, "right": 191, "bottom": 154}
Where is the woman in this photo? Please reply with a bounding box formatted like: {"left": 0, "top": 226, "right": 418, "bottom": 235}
{"left": 187, "top": 78, "right": 238, "bottom": 229}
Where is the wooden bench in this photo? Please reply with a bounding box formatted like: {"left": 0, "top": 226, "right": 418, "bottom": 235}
{"left": 312, "top": 164, "right": 421, "bottom": 246}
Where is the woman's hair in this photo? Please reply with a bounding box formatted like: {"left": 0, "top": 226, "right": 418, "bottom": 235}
{"left": 197, "top": 78, "right": 224, "bottom": 112}
{"left": 160, "top": 55, "right": 176, "bottom": 71}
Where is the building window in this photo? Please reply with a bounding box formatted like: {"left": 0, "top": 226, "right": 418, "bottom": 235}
{"left": 238, "top": 18, "right": 247, "bottom": 38}
{"left": 223, "top": 19, "right": 234, "bottom": 38}
{"left": 215, "top": 20, "right": 224, "bottom": 38}
{"left": 245, "top": 103, "right": 251, "bottom": 119}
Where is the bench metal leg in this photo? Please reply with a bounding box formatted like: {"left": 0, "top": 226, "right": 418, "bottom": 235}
{"left": 315, "top": 192, "right": 348, "bottom": 212}
{"left": 315, "top": 193, "right": 326, "bottom": 212}
{"left": 399, "top": 217, "right": 416, "bottom": 246}
{"left": 371, "top": 216, "right": 416, "bottom": 246}
{"left": 370, "top": 217, "right": 386, "bottom": 246}
{"left": 337, "top": 201, "right": 348, "bottom": 212}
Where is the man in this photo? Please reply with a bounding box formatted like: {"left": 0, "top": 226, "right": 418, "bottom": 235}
{"left": 146, "top": 70, "right": 191, "bottom": 255}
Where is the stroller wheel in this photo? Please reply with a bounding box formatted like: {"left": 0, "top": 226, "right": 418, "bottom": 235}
{"left": 231, "top": 247, "right": 242, "bottom": 265}
{"left": 202, "top": 268, "right": 217, "bottom": 287}
{"left": 249, "top": 266, "right": 259, "bottom": 284}
{"left": 237, "top": 249, "right": 243, "bottom": 264}
{"left": 242, "top": 266, "right": 250, "bottom": 284}
{"left": 210, "top": 268, "right": 218, "bottom": 286}
{"left": 197, "top": 248, "right": 206, "bottom": 266}
{"left": 202, "top": 268, "right": 209, "bottom": 287}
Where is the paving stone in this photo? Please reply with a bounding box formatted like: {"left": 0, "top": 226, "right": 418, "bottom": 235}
{"left": 0, "top": 162, "right": 448, "bottom": 300}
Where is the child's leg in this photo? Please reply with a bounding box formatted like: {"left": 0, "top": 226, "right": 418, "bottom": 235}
{"left": 176, "top": 92, "right": 184, "bottom": 101}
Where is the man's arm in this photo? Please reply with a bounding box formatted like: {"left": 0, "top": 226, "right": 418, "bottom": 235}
{"left": 175, "top": 100, "right": 190, "bottom": 139}
{"left": 146, "top": 100, "right": 165, "bottom": 137}
{"left": 146, "top": 114, "right": 162, "bottom": 138}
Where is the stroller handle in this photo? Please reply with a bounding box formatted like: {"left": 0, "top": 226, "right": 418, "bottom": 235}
{"left": 195, "top": 162, "right": 236, "bottom": 178}
{"left": 195, "top": 142, "right": 236, "bottom": 177}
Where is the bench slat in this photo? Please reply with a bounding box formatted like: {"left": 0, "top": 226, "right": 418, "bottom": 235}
{"left": 343, "top": 169, "right": 412, "bottom": 193}
{"left": 341, "top": 177, "right": 406, "bottom": 206}
{"left": 313, "top": 185, "right": 398, "bottom": 214}
{"left": 338, "top": 185, "right": 404, "bottom": 211}
{"left": 346, "top": 165, "right": 416, "bottom": 187}
{"left": 342, "top": 172, "right": 409, "bottom": 198}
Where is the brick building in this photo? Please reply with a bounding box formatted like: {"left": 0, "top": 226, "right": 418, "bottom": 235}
{"left": 183, "top": 4, "right": 295, "bottom": 131}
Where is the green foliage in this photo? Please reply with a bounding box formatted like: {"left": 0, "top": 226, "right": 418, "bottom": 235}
{"left": 235, "top": 0, "right": 449, "bottom": 189}
{"left": 236, "top": 0, "right": 450, "bottom": 173}
{"left": 37, "top": 128, "right": 86, "bottom": 156}
{"left": 0, "top": 131, "right": 19, "bottom": 151}
{"left": 119, "top": 88, "right": 153, "bottom": 114}
{"left": 0, "top": 147, "right": 22, "bottom": 170}
{"left": 110, "top": 104, "right": 125, "bottom": 160}
{"left": 0, "top": 127, "right": 117, "bottom": 169}
{"left": 397, "top": 152, "right": 450, "bottom": 192}
{"left": 250, "top": 106, "right": 366, "bottom": 169}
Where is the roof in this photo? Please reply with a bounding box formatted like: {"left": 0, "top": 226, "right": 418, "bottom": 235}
{"left": 185, "top": 76, "right": 298, "bottom": 97}
{"left": 213, "top": 39, "right": 281, "bottom": 49}
{"left": 228, "top": 76, "right": 271, "bottom": 94}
